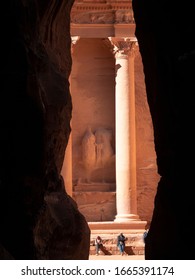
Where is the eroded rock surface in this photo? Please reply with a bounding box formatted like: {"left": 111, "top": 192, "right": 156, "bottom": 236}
{"left": 133, "top": 0, "right": 195, "bottom": 259}
{"left": 0, "top": 0, "right": 90, "bottom": 260}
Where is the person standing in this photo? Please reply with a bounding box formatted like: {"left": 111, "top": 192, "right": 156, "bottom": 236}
{"left": 117, "top": 233, "right": 126, "bottom": 256}
{"left": 143, "top": 229, "right": 149, "bottom": 244}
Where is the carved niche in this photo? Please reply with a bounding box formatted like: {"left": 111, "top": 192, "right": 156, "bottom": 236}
{"left": 81, "top": 127, "right": 115, "bottom": 183}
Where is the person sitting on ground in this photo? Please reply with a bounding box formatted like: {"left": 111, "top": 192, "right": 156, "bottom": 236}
{"left": 117, "top": 233, "right": 126, "bottom": 256}
{"left": 95, "top": 236, "right": 103, "bottom": 255}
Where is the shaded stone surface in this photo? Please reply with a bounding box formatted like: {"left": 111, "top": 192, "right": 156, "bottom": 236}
{"left": 0, "top": 0, "right": 90, "bottom": 260}
{"left": 133, "top": 0, "right": 195, "bottom": 259}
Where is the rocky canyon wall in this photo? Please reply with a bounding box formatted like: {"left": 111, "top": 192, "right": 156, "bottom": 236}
{"left": 133, "top": 0, "right": 195, "bottom": 259}
{"left": 0, "top": 0, "right": 90, "bottom": 260}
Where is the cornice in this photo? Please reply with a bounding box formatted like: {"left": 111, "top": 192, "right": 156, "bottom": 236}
{"left": 72, "top": 3, "right": 131, "bottom": 11}
{"left": 72, "top": 3, "right": 112, "bottom": 11}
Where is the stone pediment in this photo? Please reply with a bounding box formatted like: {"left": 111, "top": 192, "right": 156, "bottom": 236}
{"left": 71, "top": 0, "right": 134, "bottom": 24}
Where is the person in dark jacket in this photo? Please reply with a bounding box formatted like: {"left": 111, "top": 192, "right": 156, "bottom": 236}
{"left": 117, "top": 233, "right": 126, "bottom": 255}
{"left": 143, "top": 229, "right": 149, "bottom": 243}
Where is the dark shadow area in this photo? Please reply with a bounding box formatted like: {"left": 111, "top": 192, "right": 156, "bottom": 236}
{"left": 100, "top": 245, "right": 112, "bottom": 255}
{"left": 124, "top": 246, "right": 135, "bottom": 255}
{"left": 133, "top": 0, "right": 195, "bottom": 259}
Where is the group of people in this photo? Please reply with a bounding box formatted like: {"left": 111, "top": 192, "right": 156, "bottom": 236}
{"left": 95, "top": 233, "right": 127, "bottom": 256}
{"left": 95, "top": 230, "right": 149, "bottom": 256}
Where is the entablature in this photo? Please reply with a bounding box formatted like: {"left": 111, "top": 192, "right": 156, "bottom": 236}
{"left": 71, "top": 0, "right": 135, "bottom": 38}
{"left": 71, "top": 23, "right": 135, "bottom": 38}
{"left": 71, "top": 0, "right": 134, "bottom": 25}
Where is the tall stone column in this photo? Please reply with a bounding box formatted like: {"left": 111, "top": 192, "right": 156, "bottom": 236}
{"left": 61, "top": 36, "right": 80, "bottom": 197}
{"left": 109, "top": 37, "right": 140, "bottom": 222}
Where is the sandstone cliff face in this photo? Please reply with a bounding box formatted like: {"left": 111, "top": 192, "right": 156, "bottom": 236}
{"left": 0, "top": 0, "right": 90, "bottom": 260}
{"left": 133, "top": 0, "right": 195, "bottom": 259}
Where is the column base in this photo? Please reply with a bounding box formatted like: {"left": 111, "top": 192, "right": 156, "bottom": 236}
{"left": 88, "top": 220, "right": 147, "bottom": 231}
{"left": 114, "top": 214, "right": 140, "bottom": 223}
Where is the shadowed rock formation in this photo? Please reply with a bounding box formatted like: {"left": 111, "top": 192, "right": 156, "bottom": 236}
{"left": 0, "top": 0, "right": 90, "bottom": 260}
{"left": 133, "top": 0, "right": 195, "bottom": 259}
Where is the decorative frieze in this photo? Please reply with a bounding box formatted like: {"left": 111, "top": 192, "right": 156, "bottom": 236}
{"left": 71, "top": 0, "right": 134, "bottom": 24}
{"left": 71, "top": 11, "right": 114, "bottom": 24}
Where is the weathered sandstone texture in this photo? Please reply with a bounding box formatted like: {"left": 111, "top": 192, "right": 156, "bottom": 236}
{"left": 0, "top": 0, "right": 90, "bottom": 260}
{"left": 133, "top": 0, "right": 195, "bottom": 259}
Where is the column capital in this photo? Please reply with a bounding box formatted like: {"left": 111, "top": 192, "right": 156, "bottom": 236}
{"left": 108, "top": 37, "right": 139, "bottom": 58}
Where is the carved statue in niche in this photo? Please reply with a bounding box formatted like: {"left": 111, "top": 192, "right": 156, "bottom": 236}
{"left": 81, "top": 127, "right": 96, "bottom": 183}
{"left": 81, "top": 127, "right": 114, "bottom": 183}
{"left": 95, "top": 128, "right": 114, "bottom": 168}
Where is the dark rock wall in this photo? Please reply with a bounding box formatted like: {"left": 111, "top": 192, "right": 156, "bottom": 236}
{"left": 133, "top": 1, "right": 195, "bottom": 259}
{"left": 0, "top": 0, "right": 90, "bottom": 260}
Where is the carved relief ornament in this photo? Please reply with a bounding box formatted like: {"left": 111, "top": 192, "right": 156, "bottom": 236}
{"left": 109, "top": 37, "right": 139, "bottom": 58}
{"left": 71, "top": 0, "right": 134, "bottom": 24}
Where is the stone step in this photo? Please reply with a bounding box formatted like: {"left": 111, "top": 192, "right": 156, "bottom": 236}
{"left": 89, "top": 221, "right": 147, "bottom": 231}
{"left": 90, "top": 233, "right": 145, "bottom": 245}
{"left": 90, "top": 228, "right": 145, "bottom": 256}
{"left": 90, "top": 244, "right": 145, "bottom": 255}
{"left": 74, "top": 182, "right": 116, "bottom": 192}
